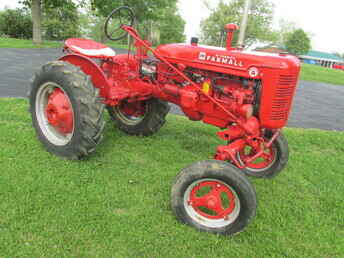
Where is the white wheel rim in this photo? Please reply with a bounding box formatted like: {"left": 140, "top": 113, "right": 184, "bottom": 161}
{"left": 35, "top": 82, "right": 74, "bottom": 146}
{"left": 114, "top": 103, "right": 147, "bottom": 125}
{"left": 237, "top": 144, "right": 277, "bottom": 172}
{"left": 183, "top": 178, "right": 241, "bottom": 228}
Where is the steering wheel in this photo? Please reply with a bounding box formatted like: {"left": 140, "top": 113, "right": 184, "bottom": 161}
{"left": 104, "top": 6, "right": 135, "bottom": 41}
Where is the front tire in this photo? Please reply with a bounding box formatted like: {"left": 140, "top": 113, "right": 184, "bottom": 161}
{"left": 107, "top": 98, "right": 170, "bottom": 136}
{"left": 171, "top": 160, "right": 257, "bottom": 235}
{"left": 29, "top": 61, "right": 105, "bottom": 159}
{"left": 237, "top": 133, "right": 289, "bottom": 178}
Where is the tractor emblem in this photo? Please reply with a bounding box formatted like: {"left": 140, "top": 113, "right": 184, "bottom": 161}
{"left": 198, "top": 52, "right": 244, "bottom": 67}
{"left": 248, "top": 67, "right": 259, "bottom": 77}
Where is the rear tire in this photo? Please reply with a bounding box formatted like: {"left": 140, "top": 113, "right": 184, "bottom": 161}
{"left": 171, "top": 160, "right": 257, "bottom": 235}
{"left": 107, "top": 98, "right": 170, "bottom": 136}
{"left": 29, "top": 61, "right": 105, "bottom": 160}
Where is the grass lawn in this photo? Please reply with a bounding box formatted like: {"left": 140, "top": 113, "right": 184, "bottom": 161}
{"left": 0, "top": 37, "right": 63, "bottom": 48}
{"left": 0, "top": 99, "right": 343, "bottom": 257}
{"left": 0, "top": 37, "right": 128, "bottom": 49}
{"left": 300, "top": 63, "right": 344, "bottom": 86}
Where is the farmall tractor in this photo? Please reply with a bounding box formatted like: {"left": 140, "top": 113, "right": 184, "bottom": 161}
{"left": 29, "top": 7, "right": 300, "bottom": 235}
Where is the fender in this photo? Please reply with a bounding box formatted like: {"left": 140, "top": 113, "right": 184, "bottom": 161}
{"left": 59, "top": 54, "right": 110, "bottom": 99}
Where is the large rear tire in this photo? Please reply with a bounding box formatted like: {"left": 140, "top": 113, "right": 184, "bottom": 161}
{"left": 171, "top": 160, "right": 257, "bottom": 235}
{"left": 29, "top": 61, "right": 105, "bottom": 159}
{"left": 107, "top": 98, "right": 170, "bottom": 136}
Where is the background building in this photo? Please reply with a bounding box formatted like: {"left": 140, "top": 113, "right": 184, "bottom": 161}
{"left": 256, "top": 44, "right": 344, "bottom": 68}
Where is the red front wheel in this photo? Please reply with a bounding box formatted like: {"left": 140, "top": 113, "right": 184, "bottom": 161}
{"left": 171, "top": 160, "right": 257, "bottom": 235}
{"left": 237, "top": 133, "right": 289, "bottom": 178}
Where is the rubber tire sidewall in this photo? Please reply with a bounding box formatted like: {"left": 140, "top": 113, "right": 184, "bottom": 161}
{"left": 240, "top": 133, "right": 289, "bottom": 179}
{"left": 171, "top": 160, "right": 257, "bottom": 235}
{"left": 30, "top": 62, "right": 104, "bottom": 159}
{"left": 107, "top": 98, "right": 169, "bottom": 136}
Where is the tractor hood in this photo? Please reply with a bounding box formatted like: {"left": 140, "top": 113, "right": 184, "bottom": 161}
{"left": 155, "top": 43, "right": 300, "bottom": 77}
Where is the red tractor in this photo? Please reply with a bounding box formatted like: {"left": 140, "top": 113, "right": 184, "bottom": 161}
{"left": 29, "top": 7, "right": 300, "bottom": 235}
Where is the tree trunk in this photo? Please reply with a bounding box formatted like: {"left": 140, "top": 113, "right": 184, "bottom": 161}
{"left": 32, "top": 0, "right": 42, "bottom": 44}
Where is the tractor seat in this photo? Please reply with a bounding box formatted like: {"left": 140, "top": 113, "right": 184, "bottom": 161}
{"left": 64, "top": 38, "right": 116, "bottom": 58}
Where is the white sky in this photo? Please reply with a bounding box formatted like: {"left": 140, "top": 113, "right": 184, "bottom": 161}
{"left": 179, "top": 0, "right": 343, "bottom": 53}
{"left": 1, "top": 0, "right": 343, "bottom": 53}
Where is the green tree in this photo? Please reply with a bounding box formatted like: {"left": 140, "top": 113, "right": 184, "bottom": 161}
{"left": 79, "top": 3, "right": 107, "bottom": 43}
{"left": 0, "top": 8, "right": 32, "bottom": 39}
{"left": 200, "top": 0, "right": 275, "bottom": 47}
{"left": 158, "top": 5, "right": 185, "bottom": 44}
{"left": 43, "top": 1, "right": 80, "bottom": 40}
{"left": 90, "top": 0, "right": 185, "bottom": 44}
{"left": 274, "top": 18, "right": 296, "bottom": 44}
{"left": 285, "top": 29, "right": 311, "bottom": 55}
{"left": 20, "top": 0, "right": 83, "bottom": 44}
{"left": 90, "top": 0, "right": 175, "bottom": 23}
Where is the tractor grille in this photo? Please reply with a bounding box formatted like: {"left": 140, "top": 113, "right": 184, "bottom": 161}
{"left": 271, "top": 75, "right": 297, "bottom": 120}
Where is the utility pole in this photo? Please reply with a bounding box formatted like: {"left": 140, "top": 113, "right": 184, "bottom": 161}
{"left": 237, "top": 0, "right": 251, "bottom": 48}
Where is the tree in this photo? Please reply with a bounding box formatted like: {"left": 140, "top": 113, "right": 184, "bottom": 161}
{"left": 78, "top": 2, "right": 107, "bottom": 43}
{"left": 31, "top": 0, "right": 41, "bottom": 44}
{"left": 0, "top": 8, "right": 32, "bottom": 38}
{"left": 285, "top": 29, "right": 311, "bottom": 55}
{"left": 90, "top": 0, "right": 185, "bottom": 44}
{"left": 20, "top": 0, "right": 82, "bottom": 44}
{"left": 274, "top": 18, "right": 296, "bottom": 44}
{"left": 157, "top": 5, "right": 185, "bottom": 44}
{"left": 43, "top": 1, "right": 80, "bottom": 40}
{"left": 90, "top": 0, "right": 176, "bottom": 23}
{"left": 200, "top": 0, "right": 275, "bottom": 47}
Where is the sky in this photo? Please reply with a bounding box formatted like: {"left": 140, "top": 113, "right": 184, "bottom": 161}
{"left": 179, "top": 0, "right": 344, "bottom": 53}
{"left": 1, "top": 0, "right": 343, "bottom": 53}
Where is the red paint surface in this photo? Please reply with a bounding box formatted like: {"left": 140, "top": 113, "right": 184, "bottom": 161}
{"left": 189, "top": 180, "right": 236, "bottom": 219}
{"left": 46, "top": 88, "right": 73, "bottom": 135}
{"left": 60, "top": 23, "right": 300, "bottom": 167}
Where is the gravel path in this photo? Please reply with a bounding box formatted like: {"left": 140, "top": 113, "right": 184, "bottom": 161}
{"left": 0, "top": 48, "right": 343, "bottom": 131}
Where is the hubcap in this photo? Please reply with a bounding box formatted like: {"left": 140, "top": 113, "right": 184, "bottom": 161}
{"left": 35, "top": 82, "right": 74, "bottom": 146}
{"left": 238, "top": 143, "right": 276, "bottom": 172}
{"left": 46, "top": 88, "right": 74, "bottom": 135}
{"left": 115, "top": 100, "right": 147, "bottom": 125}
{"left": 184, "top": 179, "right": 240, "bottom": 228}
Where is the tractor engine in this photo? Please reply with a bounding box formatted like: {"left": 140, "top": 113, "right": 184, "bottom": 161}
{"left": 151, "top": 41, "right": 300, "bottom": 131}
{"left": 110, "top": 22, "right": 300, "bottom": 171}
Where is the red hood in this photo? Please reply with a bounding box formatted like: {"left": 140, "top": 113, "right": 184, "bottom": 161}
{"left": 155, "top": 43, "right": 300, "bottom": 75}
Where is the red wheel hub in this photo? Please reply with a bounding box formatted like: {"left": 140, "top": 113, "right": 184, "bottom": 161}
{"left": 188, "top": 181, "right": 236, "bottom": 219}
{"left": 45, "top": 88, "right": 74, "bottom": 135}
{"left": 119, "top": 101, "right": 146, "bottom": 117}
{"left": 239, "top": 144, "right": 276, "bottom": 169}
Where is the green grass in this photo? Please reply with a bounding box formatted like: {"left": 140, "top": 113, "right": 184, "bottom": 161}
{"left": 0, "top": 37, "right": 63, "bottom": 48}
{"left": 0, "top": 98, "right": 343, "bottom": 257}
{"left": 0, "top": 37, "right": 128, "bottom": 49}
{"left": 300, "top": 63, "right": 344, "bottom": 85}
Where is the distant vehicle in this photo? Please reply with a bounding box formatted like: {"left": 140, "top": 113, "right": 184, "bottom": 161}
{"left": 333, "top": 63, "right": 344, "bottom": 71}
